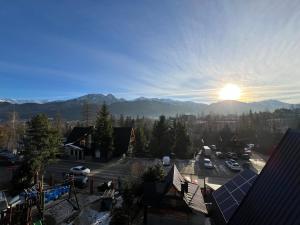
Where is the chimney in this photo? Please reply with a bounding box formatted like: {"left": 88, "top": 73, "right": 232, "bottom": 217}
{"left": 181, "top": 181, "right": 188, "bottom": 195}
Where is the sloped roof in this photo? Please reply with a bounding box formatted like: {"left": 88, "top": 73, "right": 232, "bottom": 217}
{"left": 212, "top": 169, "right": 258, "bottom": 223}
{"left": 66, "top": 126, "right": 93, "bottom": 144}
{"left": 113, "top": 127, "right": 133, "bottom": 156}
{"left": 228, "top": 129, "right": 300, "bottom": 225}
{"left": 144, "top": 165, "right": 207, "bottom": 214}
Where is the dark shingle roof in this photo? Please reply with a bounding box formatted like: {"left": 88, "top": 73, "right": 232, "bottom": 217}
{"left": 66, "top": 126, "right": 93, "bottom": 144}
{"left": 228, "top": 129, "right": 300, "bottom": 225}
{"left": 113, "top": 127, "right": 133, "bottom": 156}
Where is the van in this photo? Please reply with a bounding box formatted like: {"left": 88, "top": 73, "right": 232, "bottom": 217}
{"left": 162, "top": 156, "right": 171, "bottom": 166}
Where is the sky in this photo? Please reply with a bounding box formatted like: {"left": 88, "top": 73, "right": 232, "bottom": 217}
{"left": 0, "top": 0, "right": 300, "bottom": 103}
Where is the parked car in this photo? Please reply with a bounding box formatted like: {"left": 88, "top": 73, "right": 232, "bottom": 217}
{"left": 226, "top": 152, "right": 238, "bottom": 159}
{"left": 244, "top": 148, "right": 252, "bottom": 154}
{"left": 225, "top": 159, "right": 242, "bottom": 171}
{"left": 204, "top": 158, "right": 214, "bottom": 169}
{"left": 215, "top": 151, "right": 225, "bottom": 158}
{"left": 247, "top": 144, "right": 255, "bottom": 149}
{"left": 70, "top": 166, "right": 91, "bottom": 175}
{"left": 226, "top": 152, "right": 233, "bottom": 158}
{"left": 210, "top": 145, "right": 217, "bottom": 151}
{"left": 231, "top": 153, "right": 238, "bottom": 159}
{"left": 202, "top": 146, "right": 212, "bottom": 158}
{"left": 241, "top": 153, "right": 250, "bottom": 160}
{"left": 162, "top": 156, "right": 171, "bottom": 166}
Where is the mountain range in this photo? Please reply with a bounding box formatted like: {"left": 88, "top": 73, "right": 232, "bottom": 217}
{"left": 0, "top": 94, "right": 298, "bottom": 121}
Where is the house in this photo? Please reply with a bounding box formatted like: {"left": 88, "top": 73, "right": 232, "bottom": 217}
{"left": 65, "top": 126, "right": 135, "bottom": 161}
{"left": 211, "top": 169, "right": 258, "bottom": 225}
{"left": 226, "top": 129, "right": 300, "bottom": 225}
{"left": 65, "top": 126, "right": 94, "bottom": 160}
{"left": 143, "top": 165, "right": 208, "bottom": 225}
{"left": 112, "top": 127, "right": 135, "bottom": 157}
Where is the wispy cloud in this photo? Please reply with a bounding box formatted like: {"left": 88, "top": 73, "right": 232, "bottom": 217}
{"left": 0, "top": 0, "right": 299, "bottom": 103}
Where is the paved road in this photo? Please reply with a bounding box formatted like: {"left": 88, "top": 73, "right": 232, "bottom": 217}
{"left": 1, "top": 152, "right": 267, "bottom": 190}
{"left": 45, "top": 158, "right": 162, "bottom": 188}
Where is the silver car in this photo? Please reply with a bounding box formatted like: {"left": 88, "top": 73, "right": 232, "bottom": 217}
{"left": 70, "top": 166, "right": 91, "bottom": 175}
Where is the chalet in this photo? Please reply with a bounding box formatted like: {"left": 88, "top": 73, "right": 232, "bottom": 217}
{"left": 143, "top": 165, "right": 208, "bottom": 225}
{"left": 65, "top": 126, "right": 94, "bottom": 160}
{"left": 65, "top": 126, "right": 135, "bottom": 161}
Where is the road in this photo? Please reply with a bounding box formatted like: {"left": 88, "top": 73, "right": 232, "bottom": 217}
{"left": 45, "top": 157, "right": 162, "bottom": 188}
{"left": 1, "top": 152, "right": 267, "bottom": 190}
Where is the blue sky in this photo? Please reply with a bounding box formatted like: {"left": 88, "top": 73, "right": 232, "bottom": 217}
{"left": 0, "top": 0, "right": 299, "bottom": 103}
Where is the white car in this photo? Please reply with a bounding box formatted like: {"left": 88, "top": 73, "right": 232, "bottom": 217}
{"left": 204, "top": 158, "right": 214, "bottom": 169}
{"left": 225, "top": 160, "right": 241, "bottom": 171}
{"left": 70, "top": 166, "right": 91, "bottom": 175}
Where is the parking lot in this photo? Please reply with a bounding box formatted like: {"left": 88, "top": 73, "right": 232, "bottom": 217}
{"left": 196, "top": 154, "right": 253, "bottom": 178}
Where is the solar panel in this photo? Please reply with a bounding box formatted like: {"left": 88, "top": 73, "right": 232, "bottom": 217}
{"left": 232, "top": 189, "right": 245, "bottom": 203}
{"left": 225, "top": 181, "right": 237, "bottom": 192}
{"left": 215, "top": 190, "right": 231, "bottom": 203}
{"left": 212, "top": 169, "right": 258, "bottom": 223}
{"left": 219, "top": 196, "right": 236, "bottom": 211}
{"left": 240, "top": 183, "right": 251, "bottom": 193}
{"left": 223, "top": 204, "right": 238, "bottom": 222}
{"left": 232, "top": 175, "right": 246, "bottom": 186}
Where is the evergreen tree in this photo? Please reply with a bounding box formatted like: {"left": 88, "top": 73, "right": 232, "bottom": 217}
{"left": 94, "top": 103, "right": 114, "bottom": 159}
{"left": 149, "top": 115, "right": 171, "bottom": 157}
{"left": 119, "top": 114, "right": 125, "bottom": 127}
{"left": 124, "top": 116, "right": 134, "bottom": 127}
{"left": 133, "top": 126, "right": 147, "bottom": 156}
{"left": 171, "top": 120, "right": 191, "bottom": 158}
{"left": 12, "top": 114, "right": 61, "bottom": 192}
{"left": 142, "top": 164, "right": 165, "bottom": 182}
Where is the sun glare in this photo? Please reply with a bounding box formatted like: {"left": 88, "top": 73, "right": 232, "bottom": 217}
{"left": 219, "top": 83, "right": 241, "bottom": 100}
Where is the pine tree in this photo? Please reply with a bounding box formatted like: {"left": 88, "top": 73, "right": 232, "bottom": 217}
{"left": 94, "top": 103, "right": 114, "bottom": 159}
{"left": 149, "top": 115, "right": 171, "bottom": 157}
{"left": 133, "top": 126, "right": 147, "bottom": 156}
{"left": 119, "top": 114, "right": 125, "bottom": 127}
{"left": 171, "top": 120, "right": 191, "bottom": 159}
{"left": 12, "top": 114, "right": 61, "bottom": 191}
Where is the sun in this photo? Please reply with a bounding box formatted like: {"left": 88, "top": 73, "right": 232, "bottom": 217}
{"left": 219, "top": 83, "right": 241, "bottom": 100}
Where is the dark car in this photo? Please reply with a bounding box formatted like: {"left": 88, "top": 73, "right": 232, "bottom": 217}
{"left": 231, "top": 153, "right": 238, "bottom": 159}
{"left": 241, "top": 153, "right": 250, "bottom": 160}
{"left": 226, "top": 152, "right": 233, "bottom": 158}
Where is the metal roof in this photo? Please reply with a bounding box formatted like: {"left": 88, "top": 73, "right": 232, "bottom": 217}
{"left": 228, "top": 129, "right": 300, "bottom": 225}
